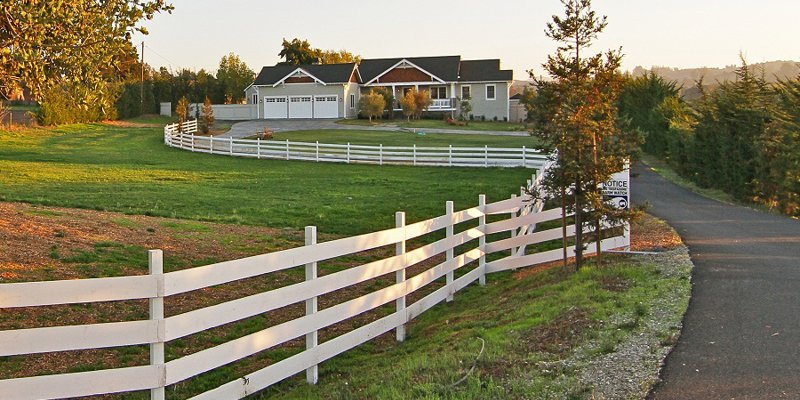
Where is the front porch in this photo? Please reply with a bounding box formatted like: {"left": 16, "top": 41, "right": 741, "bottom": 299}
{"left": 363, "top": 84, "right": 459, "bottom": 112}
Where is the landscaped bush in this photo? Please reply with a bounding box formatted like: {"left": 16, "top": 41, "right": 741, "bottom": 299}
{"left": 37, "top": 83, "right": 118, "bottom": 125}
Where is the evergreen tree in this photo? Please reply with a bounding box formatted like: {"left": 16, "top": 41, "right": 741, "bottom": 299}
{"left": 618, "top": 72, "right": 681, "bottom": 157}
{"left": 528, "top": 0, "right": 641, "bottom": 268}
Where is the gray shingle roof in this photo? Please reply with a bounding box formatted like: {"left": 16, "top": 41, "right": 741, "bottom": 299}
{"left": 253, "top": 63, "right": 356, "bottom": 85}
{"left": 458, "top": 59, "right": 513, "bottom": 82}
{"left": 252, "top": 56, "right": 513, "bottom": 86}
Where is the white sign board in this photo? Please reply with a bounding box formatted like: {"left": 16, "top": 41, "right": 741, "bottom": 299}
{"left": 602, "top": 167, "right": 630, "bottom": 210}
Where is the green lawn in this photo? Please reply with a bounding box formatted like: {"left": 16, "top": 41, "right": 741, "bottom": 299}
{"left": 255, "top": 254, "right": 691, "bottom": 399}
{"left": 268, "top": 129, "right": 539, "bottom": 148}
{"left": 0, "top": 123, "right": 536, "bottom": 235}
{"left": 336, "top": 118, "right": 527, "bottom": 132}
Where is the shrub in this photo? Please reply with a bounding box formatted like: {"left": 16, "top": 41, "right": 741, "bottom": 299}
{"left": 358, "top": 90, "right": 386, "bottom": 122}
{"left": 37, "top": 83, "right": 118, "bottom": 125}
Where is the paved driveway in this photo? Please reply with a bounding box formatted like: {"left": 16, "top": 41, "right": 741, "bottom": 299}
{"left": 632, "top": 164, "right": 800, "bottom": 399}
{"left": 218, "top": 119, "right": 527, "bottom": 138}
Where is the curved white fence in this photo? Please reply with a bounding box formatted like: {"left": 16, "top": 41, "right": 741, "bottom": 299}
{"left": 163, "top": 120, "right": 549, "bottom": 169}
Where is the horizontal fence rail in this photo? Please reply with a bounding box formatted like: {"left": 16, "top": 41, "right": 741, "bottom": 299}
{"left": 0, "top": 162, "right": 630, "bottom": 399}
{"left": 163, "top": 120, "right": 548, "bottom": 169}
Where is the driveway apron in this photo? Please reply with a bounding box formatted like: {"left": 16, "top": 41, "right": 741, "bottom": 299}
{"left": 632, "top": 164, "right": 800, "bottom": 399}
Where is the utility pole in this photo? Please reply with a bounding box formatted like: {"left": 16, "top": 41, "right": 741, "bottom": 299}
{"left": 140, "top": 41, "right": 145, "bottom": 113}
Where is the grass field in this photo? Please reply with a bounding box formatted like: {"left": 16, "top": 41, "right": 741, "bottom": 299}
{"left": 336, "top": 118, "right": 527, "bottom": 132}
{"left": 266, "top": 128, "right": 538, "bottom": 148}
{"left": 0, "top": 200, "right": 691, "bottom": 399}
{"left": 0, "top": 122, "right": 536, "bottom": 235}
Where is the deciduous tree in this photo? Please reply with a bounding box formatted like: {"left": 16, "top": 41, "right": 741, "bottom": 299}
{"left": 0, "top": 1, "right": 173, "bottom": 102}
{"left": 399, "top": 90, "right": 417, "bottom": 121}
{"left": 201, "top": 96, "right": 214, "bottom": 133}
{"left": 412, "top": 89, "right": 431, "bottom": 119}
{"left": 176, "top": 96, "right": 189, "bottom": 132}
{"left": 217, "top": 53, "right": 254, "bottom": 104}
{"left": 358, "top": 90, "right": 385, "bottom": 121}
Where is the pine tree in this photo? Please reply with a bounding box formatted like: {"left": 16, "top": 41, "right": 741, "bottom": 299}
{"left": 528, "top": 0, "right": 641, "bottom": 269}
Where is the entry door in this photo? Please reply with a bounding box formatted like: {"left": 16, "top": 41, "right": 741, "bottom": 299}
{"left": 264, "top": 96, "right": 287, "bottom": 119}
{"left": 288, "top": 96, "right": 313, "bottom": 119}
{"left": 313, "top": 95, "right": 338, "bottom": 118}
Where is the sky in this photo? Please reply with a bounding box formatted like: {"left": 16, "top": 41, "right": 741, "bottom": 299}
{"left": 131, "top": 0, "right": 800, "bottom": 79}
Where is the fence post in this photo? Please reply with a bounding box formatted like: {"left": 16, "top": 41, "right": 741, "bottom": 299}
{"left": 209, "top": 135, "right": 213, "bottom": 154}
{"left": 522, "top": 145, "right": 527, "bottom": 168}
{"left": 379, "top": 144, "right": 383, "bottom": 166}
{"left": 347, "top": 142, "right": 351, "bottom": 164}
{"left": 316, "top": 141, "right": 320, "bottom": 162}
{"left": 257, "top": 137, "right": 261, "bottom": 159}
{"left": 304, "top": 226, "right": 319, "bottom": 384}
{"left": 446, "top": 201, "right": 454, "bottom": 302}
{"left": 395, "top": 211, "right": 406, "bottom": 342}
{"left": 478, "top": 194, "right": 487, "bottom": 286}
{"left": 413, "top": 144, "right": 417, "bottom": 166}
{"left": 510, "top": 194, "right": 517, "bottom": 259}
{"left": 484, "top": 145, "right": 488, "bottom": 167}
{"left": 286, "top": 139, "right": 290, "bottom": 160}
{"left": 449, "top": 145, "right": 452, "bottom": 167}
{"left": 190, "top": 133, "right": 195, "bottom": 152}
{"left": 148, "top": 250, "right": 166, "bottom": 400}
{"left": 229, "top": 136, "right": 233, "bottom": 155}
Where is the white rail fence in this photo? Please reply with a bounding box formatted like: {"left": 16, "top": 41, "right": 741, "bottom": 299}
{"left": 0, "top": 171, "right": 629, "bottom": 399}
{"left": 163, "top": 120, "right": 548, "bottom": 169}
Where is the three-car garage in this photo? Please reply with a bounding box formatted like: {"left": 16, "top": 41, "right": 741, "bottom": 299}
{"left": 263, "top": 95, "right": 339, "bottom": 119}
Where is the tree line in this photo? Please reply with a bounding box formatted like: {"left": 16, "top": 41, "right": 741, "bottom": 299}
{"left": 617, "top": 60, "right": 800, "bottom": 217}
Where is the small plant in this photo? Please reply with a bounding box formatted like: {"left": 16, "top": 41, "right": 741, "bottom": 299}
{"left": 259, "top": 126, "right": 273, "bottom": 140}
{"left": 176, "top": 96, "right": 190, "bottom": 133}
{"left": 458, "top": 98, "right": 472, "bottom": 125}
{"left": 201, "top": 96, "right": 214, "bottom": 134}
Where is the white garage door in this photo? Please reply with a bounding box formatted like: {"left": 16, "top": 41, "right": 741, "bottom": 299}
{"left": 313, "top": 95, "right": 338, "bottom": 118}
{"left": 264, "top": 96, "right": 287, "bottom": 119}
{"left": 288, "top": 96, "right": 313, "bottom": 119}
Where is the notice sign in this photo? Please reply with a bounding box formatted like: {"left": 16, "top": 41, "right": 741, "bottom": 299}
{"left": 602, "top": 167, "right": 630, "bottom": 210}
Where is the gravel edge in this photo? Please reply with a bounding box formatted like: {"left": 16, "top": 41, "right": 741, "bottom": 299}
{"left": 574, "top": 247, "right": 693, "bottom": 399}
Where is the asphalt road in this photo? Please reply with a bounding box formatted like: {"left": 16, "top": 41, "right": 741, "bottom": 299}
{"left": 632, "top": 164, "right": 800, "bottom": 399}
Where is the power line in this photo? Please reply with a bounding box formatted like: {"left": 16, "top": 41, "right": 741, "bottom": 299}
{"left": 143, "top": 43, "right": 176, "bottom": 71}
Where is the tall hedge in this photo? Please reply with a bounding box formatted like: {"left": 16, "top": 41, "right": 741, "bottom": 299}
{"left": 621, "top": 60, "right": 799, "bottom": 216}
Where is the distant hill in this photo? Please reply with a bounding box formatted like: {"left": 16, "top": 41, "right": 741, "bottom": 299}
{"left": 632, "top": 60, "right": 799, "bottom": 99}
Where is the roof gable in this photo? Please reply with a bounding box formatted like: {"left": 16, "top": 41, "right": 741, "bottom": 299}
{"left": 253, "top": 63, "right": 357, "bottom": 86}
{"left": 359, "top": 56, "right": 461, "bottom": 83}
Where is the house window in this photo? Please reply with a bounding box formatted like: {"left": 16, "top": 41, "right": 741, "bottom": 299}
{"left": 252, "top": 94, "right": 258, "bottom": 104}
{"left": 431, "top": 86, "right": 447, "bottom": 99}
{"left": 350, "top": 93, "right": 355, "bottom": 109}
{"left": 461, "top": 85, "right": 471, "bottom": 100}
{"left": 486, "top": 84, "right": 496, "bottom": 100}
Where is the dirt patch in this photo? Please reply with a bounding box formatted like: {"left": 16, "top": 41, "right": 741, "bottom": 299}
{"left": 598, "top": 275, "right": 630, "bottom": 292}
{"left": 102, "top": 120, "right": 161, "bottom": 128}
{"left": 521, "top": 308, "right": 594, "bottom": 356}
{"left": 0, "top": 202, "right": 299, "bottom": 283}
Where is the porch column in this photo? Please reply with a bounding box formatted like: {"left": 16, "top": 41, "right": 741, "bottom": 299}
{"left": 391, "top": 84, "right": 397, "bottom": 109}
